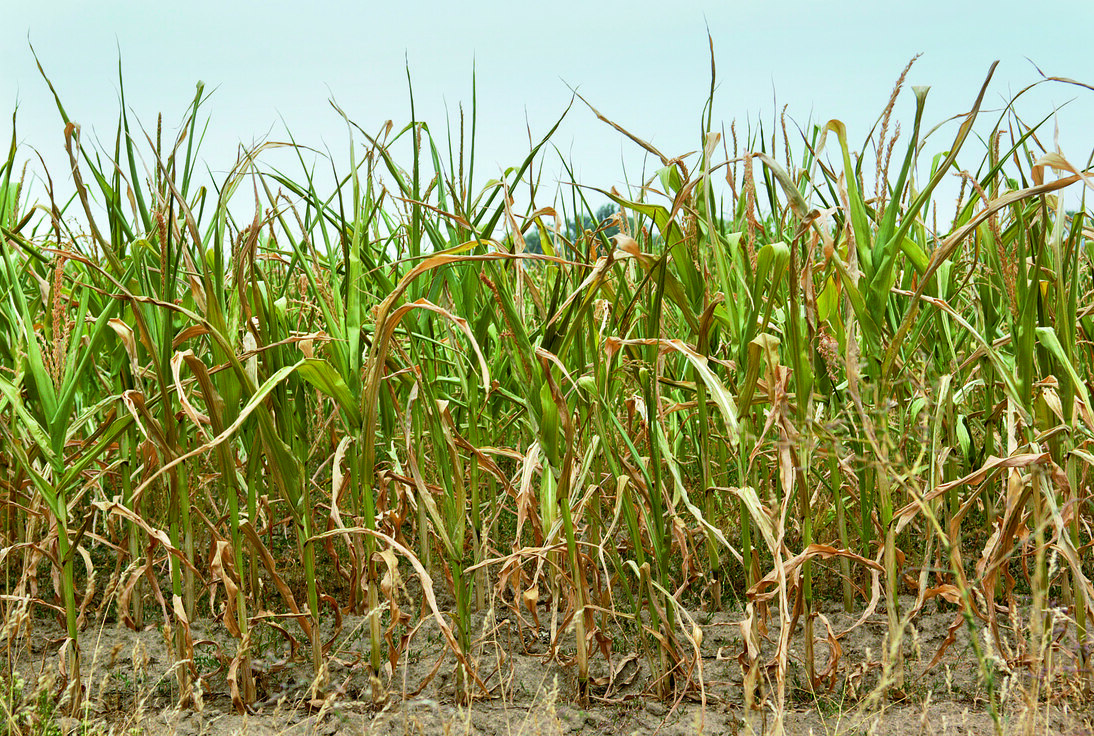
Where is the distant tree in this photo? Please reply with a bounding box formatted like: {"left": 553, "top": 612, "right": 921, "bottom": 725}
{"left": 517, "top": 202, "right": 620, "bottom": 257}
{"left": 523, "top": 229, "right": 543, "bottom": 255}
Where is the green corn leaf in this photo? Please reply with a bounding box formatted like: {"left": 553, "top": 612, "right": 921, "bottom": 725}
{"left": 298, "top": 359, "right": 363, "bottom": 426}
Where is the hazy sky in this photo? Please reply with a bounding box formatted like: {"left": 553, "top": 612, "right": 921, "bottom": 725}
{"left": 4, "top": 0, "right": 1093, "bottom": 213}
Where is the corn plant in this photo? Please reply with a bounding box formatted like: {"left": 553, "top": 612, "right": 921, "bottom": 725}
{"left": 1, "top": 51, "right": 1092, "bottom": 729}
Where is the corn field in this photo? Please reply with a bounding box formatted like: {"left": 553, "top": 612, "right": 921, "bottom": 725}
{"left": 0, "top": 56, "right": 1092, "bottom": 732}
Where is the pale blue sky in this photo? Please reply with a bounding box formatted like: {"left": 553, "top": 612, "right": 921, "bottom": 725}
{"left": 4, "top": 0, "right": 1093, "bottom": 213}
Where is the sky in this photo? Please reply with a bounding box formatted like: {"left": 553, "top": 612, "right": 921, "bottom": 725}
{"left": 3, "top": 0, "right": 1094, "bottom": 218}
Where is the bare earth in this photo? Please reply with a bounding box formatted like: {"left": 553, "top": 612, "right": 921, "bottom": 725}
{"left": 6, "top": 590, "right": 1092, "bottom": 736}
